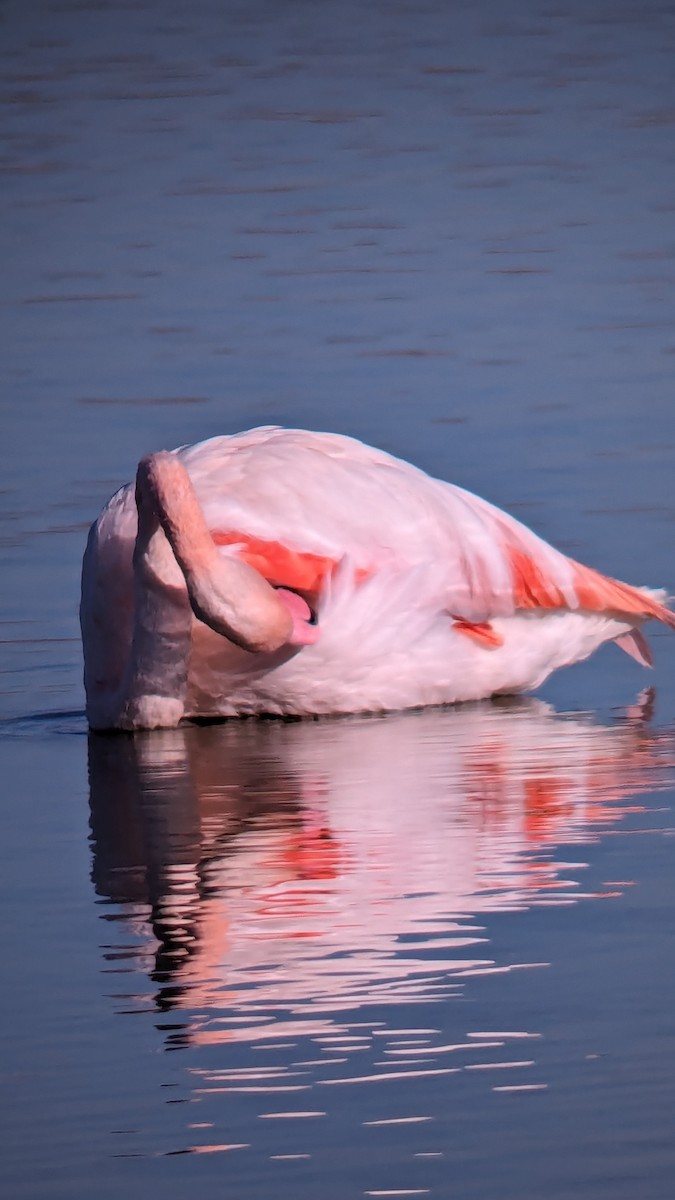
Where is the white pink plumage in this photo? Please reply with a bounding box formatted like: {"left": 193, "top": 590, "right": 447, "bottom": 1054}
{"left": 80, "top": 427, "right": 674, "bottom": 729}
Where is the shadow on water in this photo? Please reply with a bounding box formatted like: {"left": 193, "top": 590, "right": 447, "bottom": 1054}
{"left": 88, "top": 697, "right": 672, "bottom": 1061}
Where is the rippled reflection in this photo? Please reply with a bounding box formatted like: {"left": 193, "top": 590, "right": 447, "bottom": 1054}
{"left": 89, "top": 695, "right": 670, "bottom": 1062}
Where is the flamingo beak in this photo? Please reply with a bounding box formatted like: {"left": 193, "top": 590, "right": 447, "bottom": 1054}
{"left": 275, "top": 588, "right": 320, "bottom": 647}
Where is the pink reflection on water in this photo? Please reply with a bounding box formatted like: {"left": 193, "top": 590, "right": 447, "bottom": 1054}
{"left": 89, "top": 697, "right": 672, "bottom": 1059}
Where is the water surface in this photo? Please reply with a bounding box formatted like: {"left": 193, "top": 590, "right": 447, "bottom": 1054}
{"left": 2, "top": 0, "right": 675, "bottom": 1197}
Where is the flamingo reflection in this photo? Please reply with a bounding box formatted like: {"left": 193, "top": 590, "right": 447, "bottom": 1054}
{"left": 89, "top": 697, "right": 670, "bottom": 1043}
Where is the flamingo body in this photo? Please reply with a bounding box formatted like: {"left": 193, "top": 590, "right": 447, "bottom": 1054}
{"left": 81, "top": 427, "right": 674, "bottom": 729}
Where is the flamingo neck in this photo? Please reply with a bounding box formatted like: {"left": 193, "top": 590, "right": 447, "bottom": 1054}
{"left": 111, "top": 504, "right": 193, "bottom": 730}
{"left": 89, "top": 451, "right": 311, "bottom": 729}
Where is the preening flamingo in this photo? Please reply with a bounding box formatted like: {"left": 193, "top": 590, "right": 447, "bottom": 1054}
{"left": 80, "top": 426, "right": 675, "bottom": 730}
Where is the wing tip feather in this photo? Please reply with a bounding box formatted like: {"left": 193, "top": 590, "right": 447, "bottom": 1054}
{"left": 572, "top": 562, "right": 675, "bottom": 629}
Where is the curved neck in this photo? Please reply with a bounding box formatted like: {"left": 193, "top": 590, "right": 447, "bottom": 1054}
{"left": 85, "top": 450, "right": 302, "bottom": 730}
{"left": 99, "top": 510, "right": 193, "bottom": 731}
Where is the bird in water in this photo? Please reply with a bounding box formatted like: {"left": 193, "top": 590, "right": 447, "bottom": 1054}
{"left": 81, "top": 426, "right": 675, "bottom": 730}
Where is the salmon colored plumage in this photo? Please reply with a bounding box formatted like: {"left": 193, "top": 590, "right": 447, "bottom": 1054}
{"left": 211, "top": 529, "right": 346, "bottom": 594}
{"left": 80, "top": 426, "right": 675, "bottom": 730}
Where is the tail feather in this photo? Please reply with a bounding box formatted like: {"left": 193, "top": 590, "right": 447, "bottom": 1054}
{"left": 571, "top": 561, "right": 675, "bottom": 629}
{"left": 503, "top": 542, "right": 675, "bottom": 630}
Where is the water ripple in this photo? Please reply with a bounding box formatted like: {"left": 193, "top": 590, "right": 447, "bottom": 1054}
{"left": 85, "top": 697, "right": 674, "bottom": 1164}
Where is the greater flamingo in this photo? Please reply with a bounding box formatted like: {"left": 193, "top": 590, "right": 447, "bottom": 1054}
{"left": 80, "top": 426, "right": 674, "bottom": 730}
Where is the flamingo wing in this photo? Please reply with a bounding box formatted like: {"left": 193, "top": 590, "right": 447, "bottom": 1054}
{"left": 175, "top": 428, "right": 674, "bottom": 651}
{"left": 435, "top": 482, "right": 675, "bottom": 662}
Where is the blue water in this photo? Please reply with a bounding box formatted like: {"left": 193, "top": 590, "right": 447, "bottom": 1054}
{"left": 2, "top": 0, "right": 675, "bottom": 1196}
